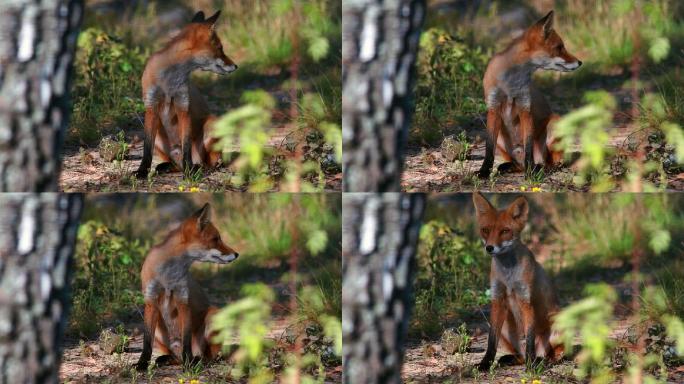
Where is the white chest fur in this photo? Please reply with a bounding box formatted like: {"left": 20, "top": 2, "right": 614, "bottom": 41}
{"left": 486, "top": 62, "right": 535, "bottom": 110}
{"left": 144, "top": 61, "right": 199, "bottom": 111}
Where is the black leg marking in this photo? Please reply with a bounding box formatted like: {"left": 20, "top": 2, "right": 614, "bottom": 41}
{"left": 155, "top": 162, "right": 177, "bottom": 174}
{"left": 478, "top": 325, "right": 498, "bottom": 371}
{"left": 477, "top": 135, "right": 495, "bottom": 179}
{"left": 134, "top": 328, "right": 152, "bottom": 371}
{"left": 135, "top": 136, "right": 154, "bottom": 179}
{"left": 497, "top": 162, "right": 518, "bottom": 174}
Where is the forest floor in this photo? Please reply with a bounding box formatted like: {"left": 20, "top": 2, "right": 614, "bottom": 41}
{"left": 402, "top": 74, "right": 684, "bottom": 193}
{"left": 59, "top": 262, "right": 342, "bottom": 384}
{"left": 59, "top": 75, "right": 342, "bottom": 193}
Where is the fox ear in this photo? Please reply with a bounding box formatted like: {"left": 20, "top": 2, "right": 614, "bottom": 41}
{"left": 205, "top": 10, "right": 221, "bottom": 30}
{"left": 472, "top": 192, "right": 495, "bottom": 217}
{"left": 194, "top": 203, "right": 212, "bottom": 229}
{"left": 507, "top": 196, "right": 529, "bottom": 223}
{"left": 536, "top": 10, "right": 554, "bottom": 38}
{"left": 191, "top": 11, "right": 205, "bottom": 23}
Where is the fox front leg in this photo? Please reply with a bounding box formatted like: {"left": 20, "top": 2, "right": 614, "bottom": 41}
{"left": 136, "top": 108, "right": 161, "bottom": 179}
{"left": 478, "top": 297, "right": 507, "bottom": 371}
{"left": 478, "top": 109, "right": 503, "bottom": 179}
{"left": 135, "top": 302, "right": 160, "bottom": 371}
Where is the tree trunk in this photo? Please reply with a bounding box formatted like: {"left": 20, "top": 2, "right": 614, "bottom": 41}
{"left": 0, "top": 194, "right": 83, "bottom": 383}
{"left": 342, "top": 193, "right": 426, "bottom": 383}
{"left": 342, "top": 0, "right": 426, "bottom": 192}
{"left": 0, "top": 0, "right": 84, "bottom": 192}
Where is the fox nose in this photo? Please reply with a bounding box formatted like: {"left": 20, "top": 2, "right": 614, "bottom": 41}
{"left": 577, "top": 60, "right": 582, "bottom": 66}
{"left": 485, "top": 245, "right": 494, "bottom": 253}
{"left": 234, "top": 252, "right": 239, "bottom": 258}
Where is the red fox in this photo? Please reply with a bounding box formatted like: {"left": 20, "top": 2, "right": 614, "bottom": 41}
{"left": 135, "top": 10, "right": 238, "bottom": 179}
{"left": 472, "top": 192, "right": 562, "bottom": 370}
{"left": 477, "top": 10, "right": 581, "bottom": 178}
{"left": 134, "top": 203, "right": 239, "bottom": 370}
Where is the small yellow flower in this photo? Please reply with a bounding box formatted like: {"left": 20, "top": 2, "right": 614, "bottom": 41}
{"left": 190, "top": 380, "right": 200, "bottom": 384}
{"left": 520, "top": 379, "right": 527, "bottom": 384}
{"left": 190, "top": 186, "right": 200, "bottom": 193}
{"left": 178, "top": 185, "right": 185, "bottom": 192}
{"left": 532, "top": 380, "right": 542, "bottom": 384}
{"left": 531, "top": 187, "right": 542, "bottom": 192}
{"left": 520, "top": 186, "right": 527, "bottom": 191}
{"left": 178, "top": 380, "right": 185, "bottom": 384}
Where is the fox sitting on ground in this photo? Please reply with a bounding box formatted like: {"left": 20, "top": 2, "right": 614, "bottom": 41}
{"left": 472, "top": 192, "right": 562, "bottom": 370}
{"left": 478, "top": 10, "right": 582, "bottom": 178}
{"left": 134, "top": 203, "right": 239, "bottom": 371}
{"left": 135, "top": 10, "right": 238, "bottom": 179}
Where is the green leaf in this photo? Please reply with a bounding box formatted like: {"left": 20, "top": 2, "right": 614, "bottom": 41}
{"left": 307, "top": 35, "right": 329, "bottom": 62}
{"left": 661, "top": 122, "right": 684, "bottom": 163}
{"left": 648, "top": 36, "right": 670, "bottom": 63}
{"left": 648, "top": 228, "right": 670, "bottom": 254}
{"left": 306, "top": 229, "right": 328, "bottom": 255}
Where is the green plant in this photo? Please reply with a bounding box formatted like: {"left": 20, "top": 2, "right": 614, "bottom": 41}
{"left": 412, "top": 28, "right": 489, "bottom": 145}
{"left": 70, "top": 220, "right": 147, "bottom": 336}
{"left": 209, "top": 0, "right": 341, "bottom": 192}
{"left": 554, "top": 283, "right": 684, "bottom": 384}
{"left": 70, "top": 28, "right": 146, "bottom": 145}
{"left": 412, "top": 220, "right": 490, "bottom": 336}
{"left": 211, "top": 283, "right": 341, "bottom": 383}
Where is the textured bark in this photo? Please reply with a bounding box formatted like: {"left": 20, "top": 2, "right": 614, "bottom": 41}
{"left": 342, "top": 193, "right": 426, "bottom": 383}
{"left": 342, "top": 0, "right": 426, "bottom": 192}
{"left": 0, "top": 0, "right": 84, "bottom": 192}
{"left": 0, "top": 194, "right": 83, "bottom": 383}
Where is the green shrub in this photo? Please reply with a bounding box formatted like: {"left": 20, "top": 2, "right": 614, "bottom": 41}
{"left": 412, "top": 28, "right": 489, "bottom": 145}
{"left": 412, "top": 220, "right": 490, "bottom": 337}
{"left": 70, "top": 220, "right": 147, "bottom": 336}
{"left": 70, "top": 28, "right": 146, "bottom": 145}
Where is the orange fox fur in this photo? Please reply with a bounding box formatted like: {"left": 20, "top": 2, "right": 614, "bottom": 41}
{"left": 472, "top": 192, "right": 563, "bottom": 370}
{"left": 134, "top": 203, "right": 238, "bottom": 370}
{"left": 135, "top": 10, "right": 237, "bottom": 178}
{"left": 478, "top": 10, "right": 581, "bottom": 178}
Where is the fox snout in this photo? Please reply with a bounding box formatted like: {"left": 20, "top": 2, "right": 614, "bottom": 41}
{"left": 536, "top": 55, "right": 582, "bottom": 72}
{"left": 205, "top": 57, "right": 238, "bottom": 75}
{"left": 198, "top": 248, "right": 239, "bottom": 264}
{"left": 482, "top": 240, "right": 514, "bottom": 256}
{"left": 217, "top": 58, "right": 238, "bottom": 74}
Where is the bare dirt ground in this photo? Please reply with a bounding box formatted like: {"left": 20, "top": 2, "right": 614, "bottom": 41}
{"left": 59, "top": 318, "right": 341, "bottom": 384}
{"left": 59, "top": 123, "right": 342, "bottom": 193}
{"left": 402, "top": 319, "right": 684, "bottom": 384}
{"left": 59, "top": 263, "right": 342, "bottom": 383}
{"left": 402, "top": 115, "right": 684, "bottom": 193}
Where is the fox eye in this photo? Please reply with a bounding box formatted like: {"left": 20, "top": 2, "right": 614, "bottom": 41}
{"left": 481, "top": 228, "right": 490, "bottom": 235}
{"left": 501, "top": 228, "right": 510, "bottom": 235}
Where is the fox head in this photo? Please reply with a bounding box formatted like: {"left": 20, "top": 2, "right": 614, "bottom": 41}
{"left": 472, "top": 192, "right": 528, "bottom": 256}
{"left": 525, "top": 10, "right": 582, "bottom": 72}
{"left": 181, "top": 203, "right": 239, "bottom": 264}
{"left": 184, "top": 10, "right": 238, "bottom": 75}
